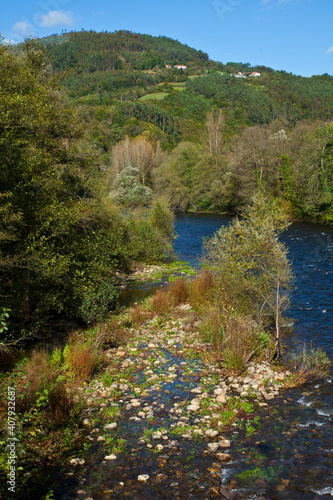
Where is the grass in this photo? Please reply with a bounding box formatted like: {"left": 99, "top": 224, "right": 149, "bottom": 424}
{"left": 139, "top": 93, "right": 168, "bottom": 101}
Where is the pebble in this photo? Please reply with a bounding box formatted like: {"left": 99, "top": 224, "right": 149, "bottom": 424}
{"left": 105, "top": 423, "right": 117, "bottom": 430}
{"left": 138, "top": 474, "right": 149, "bottom": 482}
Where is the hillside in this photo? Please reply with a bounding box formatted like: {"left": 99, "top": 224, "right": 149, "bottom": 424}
{"left": 12, "top": 31, "right": 333, "bottom": 223}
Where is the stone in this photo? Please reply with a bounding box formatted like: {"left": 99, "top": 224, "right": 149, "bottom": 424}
{"left": 138, "top": 474, "right": 149, "bottom": 482}
{"left": 191, "top": 387, "right": 203, "bottom": 394}
{"left": 190, "top": 398, "right": 201, "bottom": 406}
{"left": 205, "top": 429, "right": 219, "bottom": 438}
{"left": 105, "top": 454, "right": 117, "bottom": 460}
{"left": 216, "top": 453, "right": 232, "bottom": 462}
{"left": 156, "top": 444, "right": 164, "bottom": 451}
{"left": 97, "top": 436, "right": 106, "bottom": 442}
{"left": 187, "top": 404, "right": 200, "bottom": 411}
{"left": 69, "top": 458, "right": 85, "bottom": 466}
{"left": 208, "top": 443, "right": 220, "bottom": 452}
{"left": 219, "top": 439, "right": 231, "bottom": 448}
{"left": 216, "top": 394, "right": 227, "bottom": 404}
{"left": 105, "top": 423, "right": 117, "bottom": 430}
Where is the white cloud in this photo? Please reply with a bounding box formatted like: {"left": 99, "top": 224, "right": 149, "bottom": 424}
{"left": 38, "top": 10, "right": 73, "bottom": 28}
{"left": 12, "top": 21, "right": 35, "bottom": 37}
{"left": 327, "top": 46, "right": 333, "bottom": 54}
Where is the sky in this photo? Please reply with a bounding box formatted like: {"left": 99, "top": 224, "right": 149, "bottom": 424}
{"left": 1, "top": 0, "right": 333, "bottom": 77}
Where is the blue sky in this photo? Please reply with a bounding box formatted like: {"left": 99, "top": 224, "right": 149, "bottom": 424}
{"left": 1, "top": 0, "right": 333, "bottom": 77}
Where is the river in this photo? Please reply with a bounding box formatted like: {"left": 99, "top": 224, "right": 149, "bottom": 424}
{"left": 174, "top": 212, "right": 333, "bottom": 499}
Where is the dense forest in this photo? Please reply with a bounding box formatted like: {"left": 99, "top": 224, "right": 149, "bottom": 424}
{"left": 1, "top": 30, "right": 333, "bottom": 339}
{"left": 36, "top": 30, "right": 333, "bottom": 222}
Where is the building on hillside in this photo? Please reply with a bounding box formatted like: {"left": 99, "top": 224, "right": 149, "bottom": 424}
{"left": 165, "top": 64, "right": 172, "bottom": 69}
{"left": 249, "top": 72, "right": 261, "bottom": 77}
{"left": 174, "top": 65, "right": 187, "bottom": 70}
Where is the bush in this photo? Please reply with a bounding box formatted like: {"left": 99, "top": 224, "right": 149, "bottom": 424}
{"left": 150, "top": 289, "right": 172, "bottom": 316}
{"left": 188, "top": 271, "right": 215, "bottom": 309}
{"left": 14, "top": 350, "right": 55, "bottom": 413}
{"left": 47, "top": 382, "right": 74, "bottom": 426}
{"left": 199, "top": 304, "right": 270, "bottom": 370}
{"left": 169, "top": 278, "right": 188, "bottom": 305}
{"left": 80, "top": 281, "right": 119, "bottom": 324}
{"left": 285, "top": 344, "right": 332, "bottom": 382}
{"left": 63, "top": 336, "right": 104, "bottom": 380}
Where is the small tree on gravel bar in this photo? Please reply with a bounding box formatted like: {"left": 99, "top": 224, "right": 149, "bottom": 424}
{"left": 203, "top": 194, "right": 294, "bottom": 359}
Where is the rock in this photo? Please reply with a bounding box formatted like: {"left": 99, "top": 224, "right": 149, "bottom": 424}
{"left": 219, "top": 439, "right": 231, "bottom": 448}
{"left": 205, "top": 429, "right": 219, "bottom": 438}
{"left": 116, "top": 350, "right": 126, "bottom": 357}
{"left": 220, "top": 485, "right": 237, "bottom": 500}
{"left": 97, "top": 436, "right": 106, "bottom": 442}
{"left": 190, "top": 398, "right": 201, "bottom": 406}
{"left": 187, "top": 404, "right": 200, "bottom": 411}
{"left": 214, "top": 388, "right": 224, "bottom": 395}
{"left": 156, "top": 444, "right": 164, "bottom": 451}
{"left": 69, "top": 458, "right": 85, "bottom": 466}
{"left": 208, "top": 443, "right": 220, "bottom": 452}
{"left": 191, "top": 387, "right": 203, "bottom": 394}
{"left": 105, "top": 423, "right": 117, "bottom": 430}
{"left": 216, "top": 394, "right": 227, "bottom": 404}
{"left": 105, "top": 454, "right": 117, "bottom": 460}
{"left": 138, "top": 474, "right": 149, "bottom": 482}
{"left": 216, "top": 452, "right": 232, "bottom": 462}
{"left": 82, "top": 419, "right": 91, "bottom": 426}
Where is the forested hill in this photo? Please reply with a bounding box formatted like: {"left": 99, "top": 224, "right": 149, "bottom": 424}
{"left": 10, "top": 31, "right": 333, "bottom": 225}
{"left": 38, "top": 30, "right": 333, "bottom": 128}
{"left": 39, "top": 30, "right": 210, "bottom": 72}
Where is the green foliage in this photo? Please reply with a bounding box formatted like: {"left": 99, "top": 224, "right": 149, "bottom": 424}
{"left": 0, "top": 41, "right": 176, "bottom": 337}
{"left": 203, "top": 195, "right": 294, "bottom": 359}
{"left": 110, "top": 167, "right": 153, "bottom": 206}
{"left": 80, "top": 281, "right": 119, "bottom": 324}
{"left": 44, "top": 30, "right": 208, "bottom": 74}
{"left": 285, "top": 344, "right": 332, "bottom": 381}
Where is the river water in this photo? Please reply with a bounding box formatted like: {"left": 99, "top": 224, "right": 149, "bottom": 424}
{"left": 174, "top": 213, "right": 333, "bottom": 499}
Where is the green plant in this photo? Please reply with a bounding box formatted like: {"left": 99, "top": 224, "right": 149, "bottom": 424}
{"left": 80, "top": 281, "right": 119, "bottom": 324}
{"left": 63, "top": 336, "right": 104, "bottom": 381}
{"left": 50, "top": 347, "right": 64, "bottom": 369}
{"left": 285, "top": 344, "right": 332, "bottom": 382}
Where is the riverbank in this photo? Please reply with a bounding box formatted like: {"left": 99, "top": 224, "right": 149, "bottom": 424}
{"left": 0, "top": 273, "right": 298, "bottom": 500}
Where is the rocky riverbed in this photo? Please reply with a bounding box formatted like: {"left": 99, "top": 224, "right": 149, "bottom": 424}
{"left": 66, "top": 305, "right": 292, "bottom": 499}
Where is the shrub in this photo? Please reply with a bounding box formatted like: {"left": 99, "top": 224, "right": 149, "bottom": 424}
{"left": 188, "top": 271, "right": 215, "bottom": 309}
{"left": 63, "top": 336, "right": 104, "bottom": 380}
{"left": 15, "top": 350, "right": 55, "bottom": 413}
{"left": 80, "top": 281, "right": 119, "bottom": 324}
{"left": 150, "top": 289, "right": 172, "bottom": 316}
{"left": 199, "top": 304, "right": 268, "bottom": 370}
{"left": 47, "top": 382, "right": 74, "bottom": 426}
{"left": 285, "top": 344, "right": 332, "bottom": 382}
{"left": 169, "top": 278, "right": 188, "bottom": 305}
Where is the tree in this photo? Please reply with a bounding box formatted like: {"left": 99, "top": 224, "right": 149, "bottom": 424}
{"left": 203, "top": 194, "right": 294, "bottom": 358}
{"left": 0, "top": 40, "right": 128, "bottom": 331}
